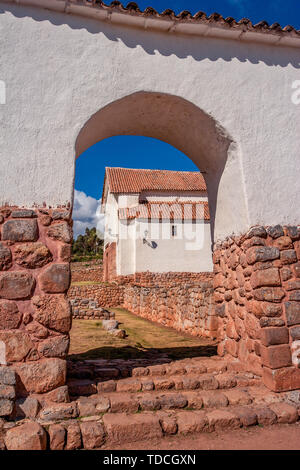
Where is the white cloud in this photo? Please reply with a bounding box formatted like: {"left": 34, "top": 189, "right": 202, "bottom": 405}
{"left": 72, "top": 189, "right": 104, "bottom": 239}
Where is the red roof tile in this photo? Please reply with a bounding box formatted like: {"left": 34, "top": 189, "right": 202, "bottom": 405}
{"left": 105, "top": 167, "right": 207, "bottom": 194}
{"left": 72, "top": 2, "right": 300, "bottom": 40}
{"left": 118, "top": 201, "right": 210, "bottom": 221}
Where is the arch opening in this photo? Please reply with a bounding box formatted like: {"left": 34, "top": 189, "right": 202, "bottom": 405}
{"left": 75, "top": 91, "right": 248, "bottom": 244}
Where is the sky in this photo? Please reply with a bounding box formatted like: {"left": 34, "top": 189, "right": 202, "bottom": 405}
{"left": 73, "top": 0, "right": 300, "bottom": 238}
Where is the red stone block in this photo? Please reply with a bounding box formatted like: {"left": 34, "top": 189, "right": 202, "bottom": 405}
{"left": 250, "top": 268, "right": 281, "bottom": 288}
{"left": 263, "top": 366, "right": 300, "bottom": 392}
{"left": 260, "top": 344, "right": 292, "bottom": 369}
{"left": 260, "top": 327, "right": 289, "bottom": 346}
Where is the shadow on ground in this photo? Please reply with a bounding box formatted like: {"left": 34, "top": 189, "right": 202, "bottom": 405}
{"left": 68, "top": 343, "right": 217, "bottom": 362}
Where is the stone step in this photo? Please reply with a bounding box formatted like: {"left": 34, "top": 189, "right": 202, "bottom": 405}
{"left": 72, "top": 385, "right": 285, "bottom": 418}
{"left": 67, "top": 356, "right": 234, "bottom": 380}
{"left": 3, "top": 400, "right": 299, "bottom": 450}
{"left": 68, "top": 370, "right": 261, "bottom": 397}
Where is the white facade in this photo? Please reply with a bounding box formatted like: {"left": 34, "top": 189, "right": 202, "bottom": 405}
{"left": 103, "top": 186, "right": 213, "bottom": 275}
{"left": 0, "top": 1, "right": 300, "bottom": 243}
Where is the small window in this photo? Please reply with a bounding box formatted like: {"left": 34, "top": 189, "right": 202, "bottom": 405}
{"left": 171, "top": 225, "right": 177, "bottom": 237}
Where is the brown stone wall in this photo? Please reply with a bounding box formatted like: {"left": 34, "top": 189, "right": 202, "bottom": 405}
{"left": 0, "top": 206, "right": 72, "bottom": 396}
{"left": 123, "top": 281, "right": 215, "bottom": 338}
{"left": 112, "top": 271, "right": 214, "bottom": 287}
{"left": 71, "top": 260, "right": 103, "bottom": 283}
{"left": 213, "top": 225, "right": 300, "bottom": 391}
{"left": 68, "top": 284, "right": 124, "bottom": 316}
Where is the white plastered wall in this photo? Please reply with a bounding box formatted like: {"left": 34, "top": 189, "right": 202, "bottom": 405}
{"left": 1, "top": 3, "right": 300, "bottom": 242}
{"left": 134, "top": 219, "right": 213, "bottom": 274}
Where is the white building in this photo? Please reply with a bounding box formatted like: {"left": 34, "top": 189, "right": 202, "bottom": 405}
{"left": 102, "top": 167, "right": 213, "bottom": 280}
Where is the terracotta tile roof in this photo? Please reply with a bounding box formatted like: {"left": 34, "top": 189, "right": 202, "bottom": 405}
{"left": 105, "top": 167, "right": 207, "bottom": 193}
{"left": 118, "top": 201, "right": 210, "bottom": 221}
{"left": 76, "top": 1, "right": 300, "bottom": 40}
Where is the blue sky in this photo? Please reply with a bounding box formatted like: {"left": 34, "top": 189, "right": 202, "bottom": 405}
{"left": 132, "top": 1, "right": 300, "bottom": 28}
{"left": 73, "top": 0, "right": 300, "bottom": 237}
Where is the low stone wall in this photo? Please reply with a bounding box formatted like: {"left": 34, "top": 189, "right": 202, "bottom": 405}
{"left": 69, "top": 297, "right": 116, "bottom": 320}
{"left": 68, "top": 284, "right": 124, "bottom": 312}
{"left": 123, "top": 281, "right": 215, "bottom": 338}
{"left": 112, "top": 271, "right": 214, "bottom": 287}
{"left": 71, "top": 260, "right": 103, "bottom": 283}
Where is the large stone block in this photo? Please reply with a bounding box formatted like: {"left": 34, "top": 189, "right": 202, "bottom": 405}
{"left": 0, "top": 330, "right": 34, "bottom": 362}
{"left": 39, "top": 263, "right": 70, "bottom": 293}
{"left": 11, "top": 209, "right": 36, "bottom": 218}
{"left": 0, "top": 300, "right": 22, "bottom": 329}
{"left": 285, "top": 302, "right": 300, "bottom": 326}
{"left": 280, "top": 250, "right": 298, "bottom": 265}
{"left": 14, "top": 242, "right": 52, "bottom": 268}
{"left": 0, "top": 384, "right": 15, "bottom": 400}
{"left": 0, "top": 272, "right": 35, "bottom": 300}
{"left": 13, "top": 358, "right": 67, "bottom": 394}
{"left": 103, "top": 413, "right": 162, "bottom": 446}
{"left": 260, "top": 344, "right": 292, "bottom": 369}
{"left": 263, "top": 366, "right": 300, "bottom": 392}
{"left": 0, "top": 398, "right": 13, "bottom": 417}
{"left": 80, "top": 421, "right": 106, "bottom": 449}
{"left": 37, "top": 335, "right": 69, "bottom": 358}
{"left": 65, "top": 422, "right": 82, "bottom": 450}
{"left": 49, "top": 424, "right": 66, "bottom": 451}
{"left": 246, "top": 246, "right": 280, "bottom": 265}
{"left": 2, "top": 219, "right": 38, "bottom": 242}
{"left": 267, "top": 225, "right": 284, "bottom": 239}
{"left": 32, "top": 294, "right": 72, "bottom": 333}
{"left": 0, "top": 243, "right": 12, "bottom": 270}
{"left": 39, "top": 402, "right": 78, "bottom": 422}
{"left": 5, "top": 422, "right": 47, "bottom": 450}
{"left": 260, "top": 327, "right": 289, "bottom": 346}
{"left": 250, "top": 268, "right": 281, "bottom": 288}
{"left": 253, "top": 287, "right": 285, "bottom": 303}
{"left": 47, "top": 222, "right": 72, "bottom": 243}
{"left": 0, "top": 366, "right": 16, "bottom": 385}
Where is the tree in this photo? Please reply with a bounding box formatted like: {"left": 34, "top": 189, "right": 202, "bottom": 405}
{"left": 72, "top": 227, "right": 103, "bottom": 261}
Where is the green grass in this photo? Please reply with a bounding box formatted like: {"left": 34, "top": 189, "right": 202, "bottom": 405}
{"left": 68, "top": 307, "right": 217, "bottom": 362}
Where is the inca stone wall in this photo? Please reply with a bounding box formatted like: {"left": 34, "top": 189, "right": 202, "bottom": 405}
{"left": 213, "top": 225, "right": 300, "bottom": 391}
{"left": 122, "top": 273, "right": 215, "bottom": 338}
{"left": 68, "top": 284, "right": 124, "bottom": 317}
{"left": 71, "top": 260, "right": 103, "bottom": 283}
{"left": 0, "top": 206, "right": 72, "bottom": 396}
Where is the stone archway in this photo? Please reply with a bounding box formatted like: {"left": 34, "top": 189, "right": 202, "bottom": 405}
{"left": 0, "top": 89, "right": 299, "bottom": 400}
{"left": 0, "top": 1, "right": 299, "bottom": 403}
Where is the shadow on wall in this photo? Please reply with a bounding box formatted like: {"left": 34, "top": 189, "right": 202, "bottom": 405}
{"left": 2, "top": 3, "right": 300, "bottom": 68}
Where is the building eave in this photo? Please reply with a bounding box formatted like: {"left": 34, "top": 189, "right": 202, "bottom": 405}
{"left": 3, "top": 0, "right": 300, "bottom": 49}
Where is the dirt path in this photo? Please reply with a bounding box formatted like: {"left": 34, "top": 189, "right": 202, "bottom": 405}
{"left": 104, "top": 423, "right": 300, "bottom": 450}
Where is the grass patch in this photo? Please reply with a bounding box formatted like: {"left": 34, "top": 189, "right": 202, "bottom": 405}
{"left": 70, "top": 281, "right": 112, "bottom": 287}
{"left": 68, "top": 307, "right": 217, "bottom": 362}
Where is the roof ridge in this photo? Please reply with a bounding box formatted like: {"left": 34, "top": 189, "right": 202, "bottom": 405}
{"left": 93, "top": 2, "right": 300, "bottom": 35}
{"left": 8, "top": 1, "right": 300, "bottom": 48}
{"left": 106, "top": 167, "right": 201, "bottom": 173}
